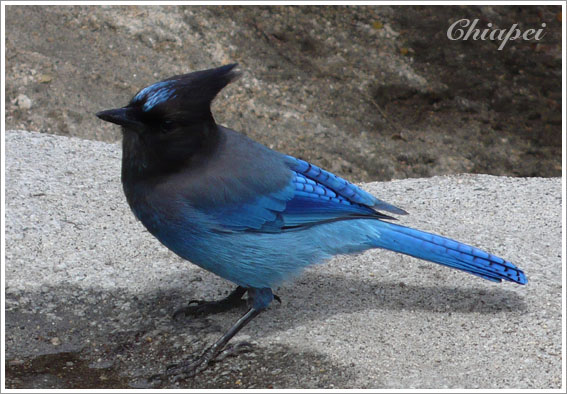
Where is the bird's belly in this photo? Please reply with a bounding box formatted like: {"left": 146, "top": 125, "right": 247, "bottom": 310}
{"left": 153, "top": 228, "right": 299, "bottom": 288}
{"left": 129, "top": 195, "right": 381, "bottom": 288}
{"left": 148, "top": 217, "right": 379, "bottom": 289}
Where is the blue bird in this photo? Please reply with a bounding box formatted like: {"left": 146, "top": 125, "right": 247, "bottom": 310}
{"left": 96, "top": 64, "right": 527, "bottom": 379}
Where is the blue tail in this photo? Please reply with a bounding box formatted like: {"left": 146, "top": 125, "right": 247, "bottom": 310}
{"left": 373, "top": 221, "right": 527, "bottom": 285}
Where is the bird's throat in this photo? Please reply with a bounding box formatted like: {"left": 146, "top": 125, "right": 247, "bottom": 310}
{"left": 120, "top": 122, "right": 221, "bottom": 185}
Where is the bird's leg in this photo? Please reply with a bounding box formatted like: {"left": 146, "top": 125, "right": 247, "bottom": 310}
{"left": 173, "top": 286, "right": 248, "bottom": 319}
{"left": 163, "top": 288, "right": 274, "bottom": 381}
{"left": 165, "top": 308, "right": 261, "bottom": 380}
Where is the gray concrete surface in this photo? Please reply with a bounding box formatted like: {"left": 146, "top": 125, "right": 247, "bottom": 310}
{"left": 4, "top": 129, "right": 562, "bottom": 389}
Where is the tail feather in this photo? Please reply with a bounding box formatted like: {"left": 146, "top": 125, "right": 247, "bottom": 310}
{"left": 374, "top": 222, "right": 527, "bottom": 285}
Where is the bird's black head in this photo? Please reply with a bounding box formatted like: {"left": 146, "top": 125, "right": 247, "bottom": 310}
{"left": 96, "top": 64, "right": 240, "bottom": 177}
{"left": 97, "top": 63, "right": 240, "bottom": 132}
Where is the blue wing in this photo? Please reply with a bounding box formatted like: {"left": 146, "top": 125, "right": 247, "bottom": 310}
{"left": 284, "top": 156, "right": 407, "bottom": 216}
{"left": 205, "top": 154, "right": 406, "bottom": 233}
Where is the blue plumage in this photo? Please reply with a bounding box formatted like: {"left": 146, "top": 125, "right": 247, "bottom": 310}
{"left": 96, "top": 64, "right": 527, "bottom": 379}
{"left": 133, "top": 80, "right": 178, "bottom": 111}
{"left": 286, "top": 156, "right": 408, "bottom": 215}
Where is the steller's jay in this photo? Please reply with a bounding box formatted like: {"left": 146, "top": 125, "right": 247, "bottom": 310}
{"left": 96, "top": 64, "right": 527, "bottom": 379}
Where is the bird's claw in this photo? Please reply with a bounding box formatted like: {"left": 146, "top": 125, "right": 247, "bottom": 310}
{"left": 172, "top": 300, "right": 206, "bottom": 319}
{"left": 173, "top": 298, "right": 246, "bottom": 320}
{"left": 158, "top": 340, "right": 254, "bottom": 382}
{"left": 173, "top": 288, "right": 249, "bottom": 320}
{"left": 217, "top": 341, "right": 254, "bottom": 361}
{"left": 164, "top": 344, "right": 219, "bottom": 382}
{"left": 165, "top": 359, "right": 200, "bottom": 381}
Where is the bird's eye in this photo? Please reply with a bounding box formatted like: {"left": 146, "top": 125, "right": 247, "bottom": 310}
{"left": 160, "top": 119, "right": 176, "bottom": 134}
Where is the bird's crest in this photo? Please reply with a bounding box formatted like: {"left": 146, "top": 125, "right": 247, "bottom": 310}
{"left": 130, "top": 63, "right": 240, "bottom": 114}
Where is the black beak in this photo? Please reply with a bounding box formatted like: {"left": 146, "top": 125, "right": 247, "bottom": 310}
{"left": 96, "top": 107, "right": 143, "bottom": 129}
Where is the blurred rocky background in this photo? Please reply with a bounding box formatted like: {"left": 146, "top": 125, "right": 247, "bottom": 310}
{"left": 5, "top": 5, "right": 562, "bottom": 181}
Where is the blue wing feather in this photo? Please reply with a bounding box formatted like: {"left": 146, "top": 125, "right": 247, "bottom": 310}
{"left": 206, "top": 182, "right": 294, "bottom": 231}
{"left": 278, "top": 172, "right": 380, "bottom": 227}
{"left": 207, "top": 154, "right": 403, "bottom": 232}
{"left": 284, "top": 156, "right": 407, "bottom": 215}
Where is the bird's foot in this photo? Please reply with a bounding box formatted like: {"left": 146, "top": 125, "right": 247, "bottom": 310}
{"left": 172, "top": 299, "right": 246, "bottom": 319}
{"left": 173, "top": 286, "right": 247, "bottom": 320}
{"left": 216, "top": 341, "right": 255, "bottom": 361}
{"left": 155, "top": 341, "right": 253, "bottom": 383}
{"left": 148, "top": 347, "right": 215, "bottom": 384}
{"left": 151, "top": 303, "right": 265, "bottom": 384}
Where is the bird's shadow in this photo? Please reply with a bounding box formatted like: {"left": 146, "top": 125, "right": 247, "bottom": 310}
{"left": 149, "top": 268, "right": 527, "bottom": 336}
{"left": 3, "top": 268, "right": 528, "bottom": 388}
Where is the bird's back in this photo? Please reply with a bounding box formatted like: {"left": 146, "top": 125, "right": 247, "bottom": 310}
{"left": 165, "top": 126, "right": 293, "bottom": 211}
